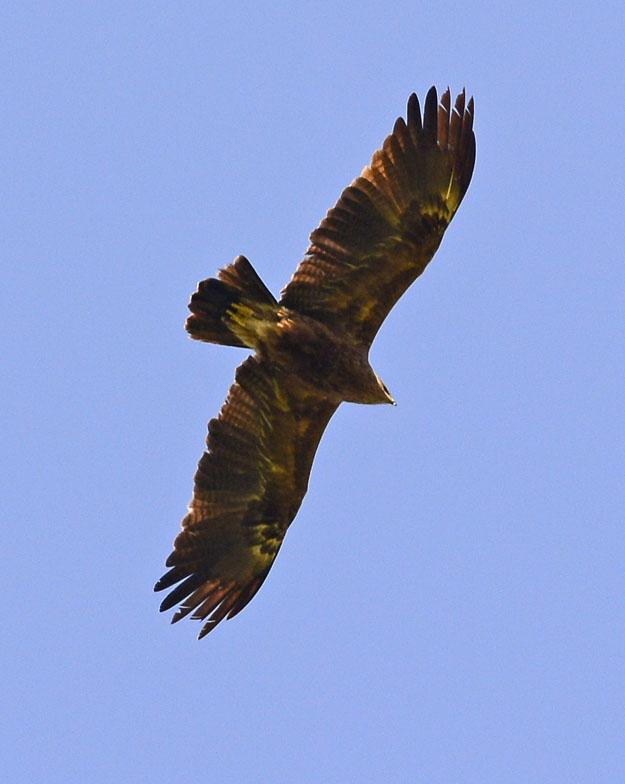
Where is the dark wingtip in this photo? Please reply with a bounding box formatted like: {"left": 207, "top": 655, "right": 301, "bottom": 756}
{"left": 198, "top": 621, "right": 217, "bottom": 640}
{"left": 159, "top": 597, "right": 173, "bottom": 613}
{"left": 406, "top": 92, "right": 422, "bottom": 133}
{"left": 423, "top": 86, "right": 438, "bottom": 143}
{"left": 393, "top": 116, "right": 407, "bottom": 136}
{"left": 154, "top": 564, "right": 187, "bottom": 593}
{"left": 453, "top": 88, "right": 466, "bottom": 117}
{"left": 438, "top": 87, "right": 451, "bottom": 150}
{"left": 157, "top": 572, "right": 206, "bottom": 613}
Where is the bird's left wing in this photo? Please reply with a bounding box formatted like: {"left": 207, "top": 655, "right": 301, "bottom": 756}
{"left": 155, "top": 355, "right": 337, "bottom": 638}
{"left": 280, "top": 87, "right": 475, "bottom": 346}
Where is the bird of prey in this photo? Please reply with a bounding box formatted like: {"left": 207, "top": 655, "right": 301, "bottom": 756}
{"left": 155, "top": 86, "right": 475, "bottom": 638}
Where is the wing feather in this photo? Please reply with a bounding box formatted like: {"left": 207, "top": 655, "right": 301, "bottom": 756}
{"left": 155, "top": 355, "right": 338, "bottom": 637}
{"left": 280, "top": 86, "right": 476, "bottom": 344}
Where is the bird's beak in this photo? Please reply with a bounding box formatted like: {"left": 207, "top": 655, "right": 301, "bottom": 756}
{"left": 377, "top": 375, "right": 396, "bottom": 406}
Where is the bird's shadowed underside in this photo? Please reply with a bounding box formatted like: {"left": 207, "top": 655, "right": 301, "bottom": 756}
{"left": 155, "top": 86, "right": 476, "bottom": 638}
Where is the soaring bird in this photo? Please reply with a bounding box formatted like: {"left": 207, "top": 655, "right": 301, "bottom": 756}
{"left": 155, "top": 87, "right": 476, "bottom": 638}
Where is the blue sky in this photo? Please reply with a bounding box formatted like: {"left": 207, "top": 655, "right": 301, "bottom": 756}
{"left": 3, "top": 2, "right": 624, "bottom": 782}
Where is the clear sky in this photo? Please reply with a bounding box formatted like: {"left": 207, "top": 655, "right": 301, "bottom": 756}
{"left": 3, "top": 2, "right": 624, "bottom": 782}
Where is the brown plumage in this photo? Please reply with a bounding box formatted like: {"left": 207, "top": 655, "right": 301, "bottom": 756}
{"left": 156, "top": 87, "right": 476, "bottom": 638}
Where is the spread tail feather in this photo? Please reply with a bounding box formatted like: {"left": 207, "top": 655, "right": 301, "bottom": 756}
{"left": 185, "top": 255, "right": 277, "bottom": 348}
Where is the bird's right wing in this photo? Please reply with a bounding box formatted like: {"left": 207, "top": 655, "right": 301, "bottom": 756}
{"left": 280, "top": 87, "right": 475, "bottom": 346}
{"left": 155, "top": 355, "right": 338, "bottom": 638}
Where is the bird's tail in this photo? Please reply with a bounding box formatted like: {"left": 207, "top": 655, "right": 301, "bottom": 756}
{"left": 185, "top": 255, "right": 278, "bottom": 348}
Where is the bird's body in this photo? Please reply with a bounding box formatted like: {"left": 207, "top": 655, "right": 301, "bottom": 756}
{"left": 156, "top": 87, "right": 476, "bottom": 637}
{"left": 256, "top": 307, "right": 393, "bottom": 405}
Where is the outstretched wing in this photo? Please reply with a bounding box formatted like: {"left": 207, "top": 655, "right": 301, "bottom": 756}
{"left": 155, "top": 356, "right": 337, "bottom": 638}
{"left": 280, "top": 87, "right": 475, "bottom": 345}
